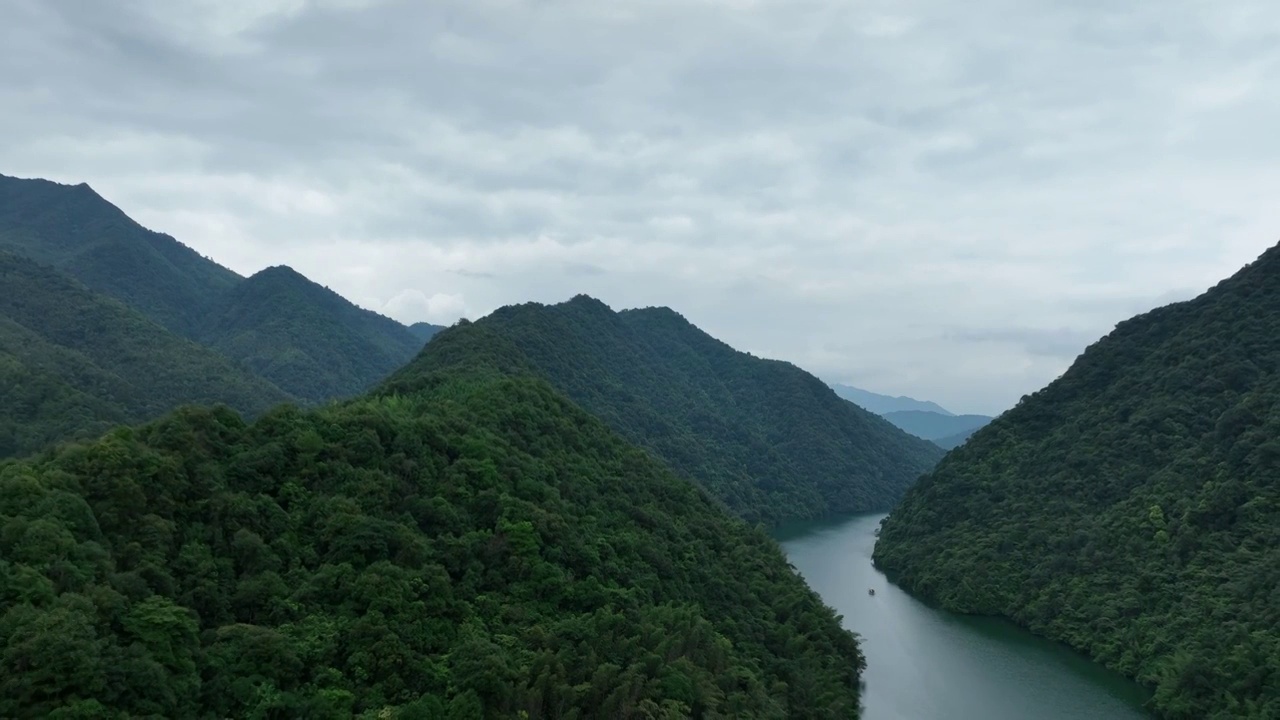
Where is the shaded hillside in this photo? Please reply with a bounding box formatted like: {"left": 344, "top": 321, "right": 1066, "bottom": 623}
{"left": 385, "top": 296, "right": 943, "bottom": 524}
{"left": 0, "top": 369, "right": 865, "bottom": 718}
{"left": 0, "top": 174, "right": 240, "bottom": 337}
{"left": 201, "top": 266, "right": 425, "bottom": 402}
{"left": 932, "top": 427, "right": 983, "bottom": 450}
{"left": 830, "top": 384, "right": 953, "bottom": 416}
{"left": 408, "top": 321, "right": 445, "bottom": 342}
{"left": 880, "top": 410, "right": 992, "bottom": 444}
{"left": 874, "top": 243, "right": 1280, "bottom": 719}
{"left": 0, "top": 252, "right": 294, "bottom": 458}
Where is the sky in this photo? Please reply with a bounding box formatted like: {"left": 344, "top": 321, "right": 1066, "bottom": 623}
{"left": 3, "top": 0, "right": 1279, "bottom": 415}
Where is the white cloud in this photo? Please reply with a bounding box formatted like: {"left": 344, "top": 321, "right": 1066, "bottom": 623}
{"left": 2, "top": 0, "right": 1279, "bottom": 414}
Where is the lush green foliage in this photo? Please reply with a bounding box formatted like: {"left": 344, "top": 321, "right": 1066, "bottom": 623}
{"left": 879, "top": 411, "right": 992, "bottom": 446}
{"left": 829, "top": 384, "right": 953, "bottom": 416}
{"left": 874, "top": 245, "right": 1280, "bottom": 719}
{"left": 0, "top": 253, "right": 295, "bottom": 458}
{"left": 0, "top": 174, "right": 432, "bottom": 411}
{"left": 201, "top": 266, "right": 426, "bottom": 402}
{"left": 0, "top": 369, "right": 864, "bottom": 718}
{"left": 385, "top": 296, "right": 943, "bottom": 525}
{"left": 0, "top": 174, "right": 241, "bottom": 338}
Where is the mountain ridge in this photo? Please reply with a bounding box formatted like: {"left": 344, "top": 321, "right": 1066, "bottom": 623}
{"left": 384, "top": 294, "right": 944, "bottom": 525}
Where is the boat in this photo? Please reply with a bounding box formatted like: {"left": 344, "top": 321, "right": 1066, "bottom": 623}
{"left": 868, "top": 588, "right": 875, "bottom": 596}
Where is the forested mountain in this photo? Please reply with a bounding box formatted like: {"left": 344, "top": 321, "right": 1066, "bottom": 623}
{"left": 880, "top": 410, "right": 993, "bottom": 445}
{"left": 201, "top": 266, "right": 426, "bottom": 402}
{"left": 0, "top": 174, "right": 241, "bottom": 338}
{"left": 874, "top": 243, "right": 1280, "bottom": 719}
{"left": 0, "top": 366, "right": 865, "bottom": 718}
{"left": 0, "top": 252, "right": 295, "bottom": 458}
{"left": 931, "top": 427, "right": 984, "bottom": 450}
{"left": 385, "top": 295, "right": 943, "bottom": 524}
{"left": 0, "top": 174, "right": 438, "bottom": 407}
{"left": 408, "top": 322, "right": 446, "bottom": 343}
{"left": 830, "top": 384, "right": 953, "bottom": 416}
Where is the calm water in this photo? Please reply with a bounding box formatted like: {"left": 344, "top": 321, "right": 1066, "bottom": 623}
{"left": 776, "top": 513, "right": 1152, "bottom": 720}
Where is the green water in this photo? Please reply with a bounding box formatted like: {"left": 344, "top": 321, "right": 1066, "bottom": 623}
{"left": 776, "top": 513, "right": 1152, "bottom": 720}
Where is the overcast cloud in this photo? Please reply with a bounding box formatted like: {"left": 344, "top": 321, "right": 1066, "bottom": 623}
{"left": 3, "top": 0, "right": 1279, "bottom": 414}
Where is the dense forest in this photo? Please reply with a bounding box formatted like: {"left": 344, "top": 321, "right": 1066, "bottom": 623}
{"left": 200, "top": 266, "right": 429, "bottom": 402}
{"left": 0, "top": 252, "right": 295, "bottom": 458}
{"left": 874, "top": 244, "right": 1280, "bottom": 719}
{"left": 386, "top": 296, "right": 943, "bottom": 525}
{"left": 0, "top": 174, "right": 438, "bottom": 414}
{"left": 0, "top": 365, "right": 865, "bottom": 718}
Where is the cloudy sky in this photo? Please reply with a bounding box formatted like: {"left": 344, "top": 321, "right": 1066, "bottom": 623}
{"left": 4, "top": 0, "right": 1279, "bottom": 414}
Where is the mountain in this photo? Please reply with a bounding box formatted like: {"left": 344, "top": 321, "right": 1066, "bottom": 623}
{"left": 383, "top": 295, "right": 944, "bottom": 524}
{"left": 880, "top": 410, "right": 993, "bottom": 444}
{"left": 0, "top": 367, "right": 865, "bottom": 717}
{"left": 0, "top": 174, "right": 240, "bottom": 338}
{"left": 0, "top": 173, "right": 439, "bottom": 409}
{"left": 830, "top": 383, "right": 954, "bottom": 416}
{"left": 0, "top": 252, "right": 295, "bottom": 458}
{"left": 932, "top": 427, "right": 984, "bottom": 450}
{"left": 873, "top": 243, "right": 1280, "bottom": 719}
{"left": 200, "top": 266, "right": 426, "bottom": 402}
{"left": 408, "top": 321, "right": 445, "bottom": 342}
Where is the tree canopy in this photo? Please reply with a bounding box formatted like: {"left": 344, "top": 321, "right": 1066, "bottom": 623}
{"left": 874, "top": 243, "right": 1280, "bottom": 719}
{"left": 1, "top": 367, "right": 864, "bottom": 718}
{"left": 384, "top": 296, "right": 943, "bottom": 525}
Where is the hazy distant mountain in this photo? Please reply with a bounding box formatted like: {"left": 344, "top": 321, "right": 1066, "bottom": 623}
{"left": 201, "top": 265, "right": 427, "bottom": 401}
{"left": 385, "top": 295, "right": 944, "bottom": 524}
{"left": 880, "top": 410, "right": 993, "bottom": 445}
{"left": 0, "top": 252, "right": 295, "bottom": 457}
{"left": 932, "top": 426, "right": 985, "bottom": 450}
{"left": 875, "top": 241, "right": 1280, "bottom": 719}
{"left": 830, "top": 383, "right": 955, "bottom": 416}
{"left": 407, "top": 321, "right": 445, "bottom": 342}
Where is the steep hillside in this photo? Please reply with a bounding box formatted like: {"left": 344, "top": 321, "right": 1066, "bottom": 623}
{"left": 0, "top": 173, "right": 441, "bottom": 412}
{"left": 0, "top": 174, "right": 240, "bottom": 337}
{"left": 874, "top": 244, "right": 1280, "bottom": 719}
{"left": 385, "top": 296, "right": 943, "bottom": 524}
{"left": 0, "top": 369, "right": 865, "bottom": 718}
{"left": 0, "top": 252, "right": 294, "bottom": 458}
{"left": 201, "top": 266, "right": 425, "bottom": 401}
{"left": 880, "top": 410, "right": 993, "bottom": 443}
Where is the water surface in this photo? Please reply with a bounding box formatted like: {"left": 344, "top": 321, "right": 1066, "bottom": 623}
{"left": 776, "top": 513, "right": 1151, "bottom": 720}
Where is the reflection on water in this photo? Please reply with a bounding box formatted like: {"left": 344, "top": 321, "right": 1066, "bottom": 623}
{"left": 776, "top": 513, "right": 1151, "bottom": 720}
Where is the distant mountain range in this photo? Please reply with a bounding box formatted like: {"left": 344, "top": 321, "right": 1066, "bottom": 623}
{"left": 385, "top": 295, "right": 944, "bottom": 524}
{"left": 0, "top": 173, "right": 444, "bottom": 456}
{"left": 829, "top": 383, "right": 994, "bottom": 450}
{"left": 830, "top": 383, "right": 954, "bottom": 415}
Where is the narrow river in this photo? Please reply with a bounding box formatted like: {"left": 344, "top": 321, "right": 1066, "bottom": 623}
{"left": 776, "top": 513, "right": 1152, "bottom": 720}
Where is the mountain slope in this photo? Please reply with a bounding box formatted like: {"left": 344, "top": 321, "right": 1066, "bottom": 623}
{"left": 0, "top": 252, "right": 295, "bottom": 458}
{"left": 880, "top": 410, "right": 993, "bottom": 443}
{"left": 201, "top": 266, "right": 425, "bottom": 402}
{"left": 873, "top": 244, "right": 1280, "bottom": 719}
{"left": 830, "top": 384, "right": 953, "bottom": 416}
{"left": 0, "top": 369, "right": 865, "bottom": 718}
{"left": 0, "top": 174, "right": 240, "bottom": 338}
{"left": 932, "top": 427, "right": 984, "bottom": 450}
{"left": 385, "top": 296, "right": 944, "bottom": 524}
{"left": 408, "top": 321, "right": 446, "bottom": 342}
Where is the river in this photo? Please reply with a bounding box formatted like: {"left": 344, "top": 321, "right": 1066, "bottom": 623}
{"left": 775, "top": 513, "right": 1152, "bottom": 720}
